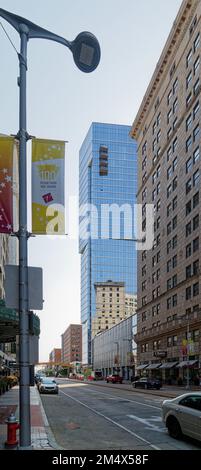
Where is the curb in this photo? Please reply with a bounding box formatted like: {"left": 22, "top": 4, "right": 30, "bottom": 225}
{"left": 36, "top": 388, "right": 62, "bottom": 450}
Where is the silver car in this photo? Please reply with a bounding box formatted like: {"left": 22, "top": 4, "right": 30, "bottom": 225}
{"left": 38, "top": 377, "right": 59, "bottom": 394}
{"left": 162, "top": 392, "right": 201, "bottom": 442}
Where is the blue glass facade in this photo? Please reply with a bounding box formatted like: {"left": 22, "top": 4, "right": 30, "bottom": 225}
{"left": 79, "top": 123, "right": 137, "bottom": 365}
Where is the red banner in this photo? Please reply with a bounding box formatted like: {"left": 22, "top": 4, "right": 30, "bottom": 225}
{"left": 0, "top": 136, "right": 14, "bottom": 233}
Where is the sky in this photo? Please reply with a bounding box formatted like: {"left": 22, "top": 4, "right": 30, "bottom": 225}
{"left": 0, "top": 0, "right": 182, "bottom": 361}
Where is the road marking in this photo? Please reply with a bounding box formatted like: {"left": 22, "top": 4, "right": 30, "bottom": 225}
{"left": 60, "top": 389, "right": 161, "bottom": 450}
{"left": 128, "top": 415, "right": 166, "bottom": 433}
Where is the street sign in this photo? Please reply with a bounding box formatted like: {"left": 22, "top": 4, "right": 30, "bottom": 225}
{"left": 4, "top": 265, "right": 43, "bottom": 310}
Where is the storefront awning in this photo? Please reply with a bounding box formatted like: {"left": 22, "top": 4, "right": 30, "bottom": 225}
{"left": 159, "top": 362, "right": 178, "bottom": 369}
{"left": 146, "top": 363, "right": 161, "bottom": 370}
{"left": 176, "top": 360, "right": 198, "bottom": 368}
{"left": 136, "top": 364, "right": 149, "bottom": 370}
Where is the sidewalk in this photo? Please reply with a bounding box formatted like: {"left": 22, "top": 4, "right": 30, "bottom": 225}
{"left": 81, "top": 378, "right": 201, "bottom": 398}
{"left": 0, "top": 385, "right": 59, "bottom": 450}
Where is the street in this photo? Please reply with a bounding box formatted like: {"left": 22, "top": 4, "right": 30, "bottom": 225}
{"left": 40, "top": 379, "right": 201, "bottom": 450}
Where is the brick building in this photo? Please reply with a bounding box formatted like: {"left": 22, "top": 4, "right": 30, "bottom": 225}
{"left": 61, "top": 324, "right": 82, "bottom": 364}
{"left": 131, "top": 0, "right": 201, "bottom": 384}
{"left": 49, "top": 348, "right": 61, "bottom": 363}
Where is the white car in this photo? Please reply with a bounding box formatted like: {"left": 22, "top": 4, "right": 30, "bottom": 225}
{"left": 162, "top": 392, "right": 201, "bottom": 442}
{"left": 38, "top": 377, "right": 59, "bottom": 394}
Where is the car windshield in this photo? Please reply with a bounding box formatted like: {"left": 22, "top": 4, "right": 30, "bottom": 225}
{"left": 41, "top": 378, "right": 55, "bottom": 384}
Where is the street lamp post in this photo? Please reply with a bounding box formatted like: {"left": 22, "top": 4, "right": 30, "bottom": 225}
{"left": 0, "top": 8, "right": 100, "bottom": 448}
{"left": 113, "top": 341, "right": 120, "bottom": 374}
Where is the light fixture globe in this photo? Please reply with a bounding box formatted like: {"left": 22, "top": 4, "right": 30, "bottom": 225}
{"left": 71, "top": 31, "right": 101, "bottom": 73}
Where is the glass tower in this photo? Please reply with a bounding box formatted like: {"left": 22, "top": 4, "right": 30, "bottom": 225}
{"left": 79, "top": 123, "right": 137, "bottom": 365}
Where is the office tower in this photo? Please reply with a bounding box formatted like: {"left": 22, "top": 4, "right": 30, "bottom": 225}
{"left": 79, "top": 123, "right": 137, "bottom": 365}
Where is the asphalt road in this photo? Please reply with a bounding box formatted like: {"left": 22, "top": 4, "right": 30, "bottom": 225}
{"left": 40, "top": 378, "right": 201, "bottom": 450}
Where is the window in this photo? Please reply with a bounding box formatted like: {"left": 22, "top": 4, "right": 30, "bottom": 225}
{"left": 173, "top": 335, "right": 177, "bottom": 346}
{"left": 193, "top": 259, "right": 199, "bottom": 276}
{"left": 167, "top": 184, "right": 172, "bottom": 198}
{"left": 153, "top": 138, "right": 157, "bottom": 152}
{"left": 142, "top": 265, "right": 147, "bottom": 277}
{"left": 180, "top": 395, "right": 201, "bottom": 412}
{"left": 173, "top": 137, "right": 178, "bottom": 153}
{"left": 194, "top": 33, "right": 200, "bottom": 52}
{"left": 167, "top": 298, "right": 171, "bottom": 309}
{"left": 194, "top": 56, "right": 200, "bottom": 75}
{"left": 167, "top": 166, "right": 172, "bottom": 180}
{"left": 186, "top": 264, "right": 191, "bottom": 279}
{"left": 186, "top": 243, "right": 192, "bottom": 258}
{"left": 186, "top": 49, "right": 193, "bottom": 67}
{"left": 167, "top": 203, "right": 171, "bottom": 217}
{"left": 193, "top": 191, "right": 199, "bottom": 208}
{"left": 173, "top": 78, "right": 178, "bottom": 94}
{"left": 173, "top": 98, "right": 178, "bottom": 114}
{"left": 167, "top": 128, "right": 172, "bottom": 140}
{"left": 186, "top": 200, "right": 192, "bottom": 215}
{"left": 142, "top": 296, "right": 147, "bottom": 306}
{"left": 157, "top": 130, "right": 161, "bottom": 143}
{"left": 193, "top": 214, "right": 199, "bottom": 231}
{"left": 172, "top": 196, "right": 177, "bottom": 211}
{"left": 173, "top": 176, "right": 177, "bottom": 191}
{"left": 193, "top": 282, "right": 199, "bottom": 297}
{"left": 157, "top": 113, "right": 161, "bottom": 126}
{"left": 167, "top": 240, "right": 171, "bottom": 254}
{"left": 172, "top": 275, "right": 177, "bottom": 288}
{"left": 186, "top": 136, "right": 192, "bottom": 152}
{"left": 157, "top": 216, "right": 160, "bottom": 229}
{"left": 193, "top": 147, "right": 199, "bottom": 164}
{"left": 186, "top": 178, "right": 192, "bottom": 194}
{"left": 186, "top": 92, "right": 192, "bottom": 107}
{"left": 167, "top": 259, "right": 171, "bottom": 273}
{"left": 167, "top": 146, "right": 172, "bottom": 161}
{"left": 172, "top": 255, "right": 177, "bottom": 268}
{"left": 173, "top": 157, "right": 178, "bottom": 171}
{"left": 142, "top": 187, "right": 147, "bottom": 201}
{"left": 157, "top": 165, "right": 161, "bottom": 177}
{"left": 142, "top": 281, "right": 147, "bottom": 291}
{"left": 186, "top": 70, "right": 192, "bottom": 88}
{"left": 142, "top": 312, "right": 147, "bottom": 322}
{"left": 193, "top": 237, "right": 199, "bottom": 252}
{"left": 193, "top": 169, "right": 200, "bottom": 187}
{"left": 186, "top": 286, "right": 191, "bottom": 300}
{"left": 167, "top": 279, "right": 172, "bottom": 290}
{"left": 193, "top": 101, "right": 199, "bottom": 119}
{"left": 186, "top": 114, "right": 192, "bottom": 131}
{"left": 186, "top": 221, "right": 192, "bottom": 237}
{"left": 186, "top": 156, "right": 192, "bottom": 173}
{"left": 172, "top": 215, "right": 177, "bottom": 230}
{"left": 167, "top": 108, "right": 172, "bottom": 124}
{"left": 173, "top": 117, "right": 178, "bottom": 130}
{"left": 193, "top": 124, "right": 199, "bottom": 141}
{"left": 172, "top": 235, "right": 177, "bottom": 249}
{"left": 194, "top": 78, "right": 200, "bottom": 95}
{"left": 167, "top": 222, "right": 171, "bottom": 236}
{"left": 167, "top": 90, "right": 172, "bottom": 105}
{"left": 173, "top": 294, "right": 177, "bottom": 307}
{"left": 153, "top": 122, "right": 156, "bottom": 134}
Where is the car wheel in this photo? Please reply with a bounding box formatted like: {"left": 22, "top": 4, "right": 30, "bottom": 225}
{"left": 167, "top": 417, "right": 182, "bottom": 439}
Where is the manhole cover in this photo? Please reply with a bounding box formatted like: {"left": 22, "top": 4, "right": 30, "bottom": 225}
{"left": 65, "top": 422, "right": 80, "bottom": 430}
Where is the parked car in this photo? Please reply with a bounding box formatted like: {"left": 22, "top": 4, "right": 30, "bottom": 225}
{"left": 35, "top": 373, "right": 45, "bottom": 385}
{"left": 38, "top": 377, "right": 59, "bottom": 394}
{"left": 106, "top": 375, "right": 123, "bottom": 384}
{"left": 162, "top": 392, "right": 201, "bottom": 442}
{"left": 132, "top": 377, "right": 161, "bottom": 390}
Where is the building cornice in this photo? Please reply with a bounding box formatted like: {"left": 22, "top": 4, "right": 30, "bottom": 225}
{"left": 130, "top": 0, "right": 199, "bottom": 141}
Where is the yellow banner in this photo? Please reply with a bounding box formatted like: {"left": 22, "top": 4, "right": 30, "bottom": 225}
{"left": 32, "top": 139, "right": 65, "bottom": 234}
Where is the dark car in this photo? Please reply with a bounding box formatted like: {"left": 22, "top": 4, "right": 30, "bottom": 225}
{"left": 106, "top": 375, "right": 123, "bottom": 384}
{"left": 132, "top": 377, "right": 161, "bottom": 390}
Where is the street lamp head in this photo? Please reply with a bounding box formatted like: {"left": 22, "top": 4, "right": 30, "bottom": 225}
{"left": 70, "top": 31, "right": 101, "bottom": 73}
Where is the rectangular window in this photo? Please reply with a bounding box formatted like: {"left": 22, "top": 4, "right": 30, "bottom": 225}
{"left": 193, "top": 282, "right": 199, "bottom": 297}
{"left": 172, "top": 255, "right": 177, "bottom": 268}
{"left": 167, "top": 298, "right": 171, "bottom": 309}
{"left": 194, "top": 78, "right": 200, "bottom": 95}
{"left": 193, "top": 214, "right": 199, "bottom": 231}
{"left": 193, "top": 101, "right": 199, "bottom": 120}
{"left": 186, "top": 264, "right": 191, "bottom": 279}
{"left": 186, "top": 92, "right": 192, "bottom": 107}
{"left": 193, "top": 169, "right": 199, "bottom": 186}
{"left": 173, "top": 117, "right": 178, "bottom": 130}
{"left": 172, "top": 196, "right": 177, "bottom": 211}
{"left": 157, "top": 113, "right": 161, "bottom": 126}
{"left": 186, "top": 221, "right": 192, "bottom": 237}
{"left": 193, "top": 237, "right": 199, "bottom": 252}
{"left": 167, "top": 184, "right": 172, "bottom": 198}
{"left": 186, "top": 135, "right": 192, "bottom": 152}
{"left": 193, "top": 124, "right": 199, "bottom": 141}
{"left": 172, "top": 295, "right": 177, "bottom": 307}
{"left": 167, "top": 203, "right": 171, "bottom": 217}
{"left": 167, "top": 337, "right": 172, "bottom": 347}
{"left": 186, "top": 49, "right": 193, "bottom": 67}
{"left": 186, "top": 70, "right": 192, "bottom": 88}
{"left": 99, "top": 146, "right": 108, "bottom": 175}
{"left": 193, "top": 259, "right": 199, "bottom": 276}
{"left": 167, "top": 240, "right": 171, "bottom": 254}
{"left": 173, "top": 176, "right": 177, "bottom": 191}
{"left": 167, "top": 166, "right": 172, "bottom": 180}
{"left": 186, "top": 200, "right": 192, "bottom": 215}
{"left": 194, "top": 56, "right": 200, "bottom": 75}
{"left": 186, "top": 243, "right": 191, "bottom": 258}
{"left": 186, "top": 113, "right": 192, "bottom": 131}
{"left": 167, "top": 90, "right": 172, "bottom": 105}
{"left": 194, "top": 33, "right": 200, "bottom": 52}
{"left": 167, "top": 222, "right": 171, "bottom": 236}
{"left": 167, "top": 146, "right": 172, "bottom": 161}
{"left": 186, "top": 286, "right": 191, "bottom": 300}
{"left": 173, "top": 137, "right": 178, "bottom": 153}
{"left": 172, "top": 274, "right": 177, "bottom": 287}
{"left": 167, "top": 259, "right": 171, "bottom": 273}
{"left": 173, "top": 98, "right": 178, "bottom": 114}
{"left": 173, "top": 157, "right": 178, "bottom": 171}
{"left": 172, "top": 235, "right": 177, "bottom": 249}
{"left": 186, "top": 178, "right": 192, "bottom": 194}
{"left": 153, "top": 122, "right": 156, "bottom": 134}
{"left": 193, "top": 146, "right": 199, "bottom": 164}
{"left": 167, "top": 279, "right": 172, "bottom": 290}
{"left": 193, "top": 192, "right": 199, "bottom": 208}
{"left": 186, "top": 156, "right": 192, "bottom": 173}
{"left": 173, "top": 78, "right": 178, "bottom": 94}
{"left": 167, "top": 108, "right": 172, "bottom": 124}
{"left": 172, "top": 215, "right": 177, "bottom": 230}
